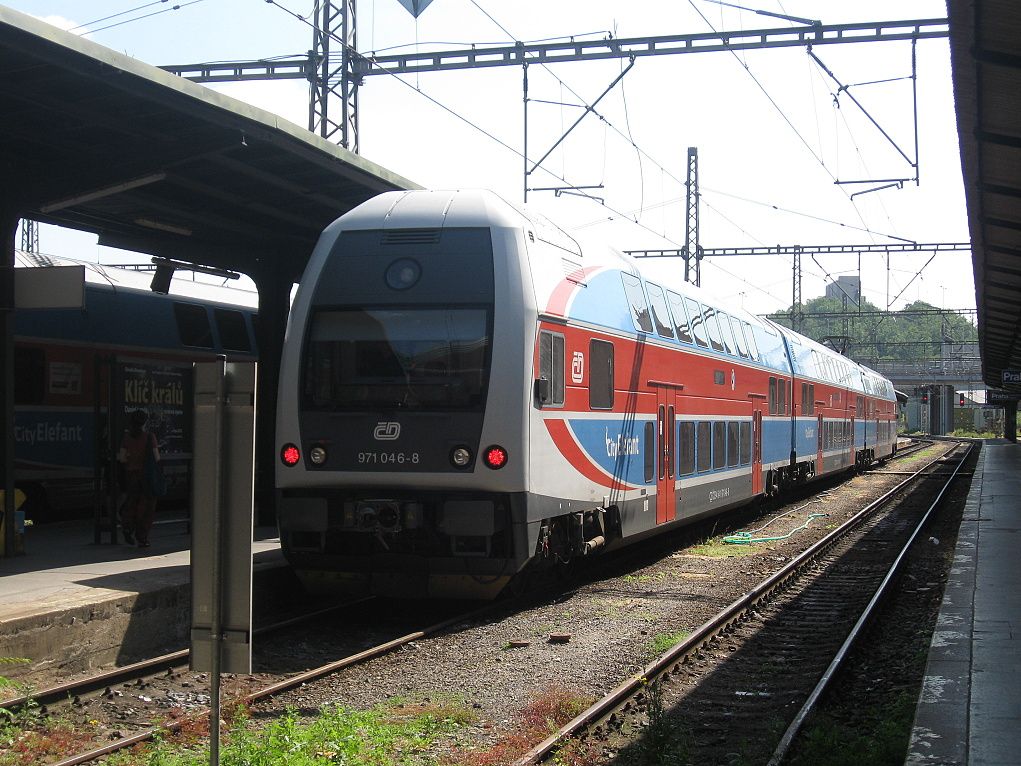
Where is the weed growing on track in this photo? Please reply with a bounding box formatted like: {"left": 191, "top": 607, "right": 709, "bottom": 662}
{"left": 446, "top": 684, "right": 595, "bottom": 766}
{"left": 0, "top": 703, "right": 89, "bottom": 766}
{"left": 687, "top": 538, "right": 758, "bottom": 558}
{"left": 98, "top": 697, "right": 475, "bottom": 766}
{"left": 648, "top": 631, "right": 691, "bottom": 656}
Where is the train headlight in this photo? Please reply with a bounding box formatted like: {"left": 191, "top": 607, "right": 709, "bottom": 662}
{"left": 309, "top": 446, "right": 327, "bottom": 465}
{"left": 385, "top": 258, "right": 422, "bottom": 290}
{"left": 483, "top": 445, "right": 508, "bottom": 470}
{"left": 281, "top": 444, "right": 301, "bottom": 466}
{"left": 450, "top": 446, "right": 472, "bottom": 468}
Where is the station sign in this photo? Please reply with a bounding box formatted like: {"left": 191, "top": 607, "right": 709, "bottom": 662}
{"left": 987, "top": 389, "right": 1021, "bottom": 404}
{"left": 1003, "top": 369, "right": 1021, "bottom": 385}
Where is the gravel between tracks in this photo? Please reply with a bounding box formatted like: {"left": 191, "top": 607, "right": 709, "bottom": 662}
{"left": 253, "top": 444, "right": 954, "bottom": 757}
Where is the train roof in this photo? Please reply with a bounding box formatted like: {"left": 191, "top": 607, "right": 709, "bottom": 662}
{"left": 14, "top": 250, "right": 259, "bottom": 310}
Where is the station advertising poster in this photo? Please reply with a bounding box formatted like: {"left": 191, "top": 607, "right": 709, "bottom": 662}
{"left": 120, "top": 361, "right": 194, "bottom": 495}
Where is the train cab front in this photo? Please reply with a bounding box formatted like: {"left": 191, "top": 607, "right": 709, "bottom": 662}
{"left": 275, "top": 206, "right": 532, "bottom": 600}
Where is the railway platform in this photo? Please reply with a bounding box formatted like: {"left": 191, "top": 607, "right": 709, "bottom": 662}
{"left": 907, "top": 439, "right": 1021, "bottom": 765}
{"left": 0, "top": 515, "right": 285, "bottom": 683}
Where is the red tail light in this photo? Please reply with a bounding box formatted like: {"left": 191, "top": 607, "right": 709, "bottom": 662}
{"left": 483, "top": 445, "right": 508, "bottom": 469}
{"left": 281, "top": 444, "right": 301, "bottom": 466}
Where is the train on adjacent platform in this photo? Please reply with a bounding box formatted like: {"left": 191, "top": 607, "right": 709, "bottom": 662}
{"left": 275, "top": 190, "right": 898, "bottom": 599}
{"left": 13, "top": 251, "right": 258, "bottom": 519}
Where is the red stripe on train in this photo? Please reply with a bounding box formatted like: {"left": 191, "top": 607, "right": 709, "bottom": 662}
{"left": 543, "top": 418, "right": 638, "bottom": 491}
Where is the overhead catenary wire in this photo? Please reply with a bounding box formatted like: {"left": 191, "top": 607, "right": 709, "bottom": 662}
{"left": 74, "top": 0, "right": 212, "bottom": 36}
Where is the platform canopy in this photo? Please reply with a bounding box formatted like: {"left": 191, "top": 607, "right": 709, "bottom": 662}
{"left": 950, "top": 0, "right": 1021, "bottom": 392}
{"left": 0, "top": 5, "right": 418, "bottom": 278}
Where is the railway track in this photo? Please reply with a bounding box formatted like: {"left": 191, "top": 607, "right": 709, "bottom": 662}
{"left": 6, "top": 438, "right": 940, "bottom": 765}
{"left": 513, "top": 440, "right": 971, "bottom": 765}
{"left": 14, "top": 600, "right": 494, "bottom": 766}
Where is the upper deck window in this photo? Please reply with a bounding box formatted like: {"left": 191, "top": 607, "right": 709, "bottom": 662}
{"left": 684, "top": 297, "right": 709, "bottom": 349}
{"left": 645, "top": 282, "right": 675, "bottom": 338}
{"left": 667, "top": 291, "right": 694, "bottom": 344}
{"left": 621, "top": 274, "right": 653, "bottom": 333}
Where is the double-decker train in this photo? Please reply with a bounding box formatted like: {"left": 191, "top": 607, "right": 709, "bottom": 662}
{"left": 275, "top": 190, "right": 898, "bottom": 598}
{"left": 14, "top": 251, "right": 258, "bottom": 519}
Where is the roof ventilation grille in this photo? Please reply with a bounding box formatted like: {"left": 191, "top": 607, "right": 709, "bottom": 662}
{"left": 382, "top": 228, "right": 441, "bottom": 246}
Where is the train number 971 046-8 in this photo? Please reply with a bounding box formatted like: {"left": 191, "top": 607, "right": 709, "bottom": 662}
{"left": 357, "top": 451, "right": 420, "bottom": 465}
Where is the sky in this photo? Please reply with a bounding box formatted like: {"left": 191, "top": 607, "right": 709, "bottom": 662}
{"left": 7, "top": 0, "right": 973, "bottom": 317}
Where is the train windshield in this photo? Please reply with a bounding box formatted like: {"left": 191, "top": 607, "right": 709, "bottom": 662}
{"left": 303, "top": 307, "right": 491, "bottom": 411}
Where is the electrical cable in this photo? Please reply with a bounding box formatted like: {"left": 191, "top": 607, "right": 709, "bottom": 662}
{"left": 76, "top": 0, "right": 212, "bottom": 36}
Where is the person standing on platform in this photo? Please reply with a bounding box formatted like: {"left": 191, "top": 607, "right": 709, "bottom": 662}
{"left": 118, "top": 409, "right": 160, "bottom": 548}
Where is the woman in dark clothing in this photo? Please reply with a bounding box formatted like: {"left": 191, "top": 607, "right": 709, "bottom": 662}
{"left": 118, "top": 409, "right": 159, "bottom": 547}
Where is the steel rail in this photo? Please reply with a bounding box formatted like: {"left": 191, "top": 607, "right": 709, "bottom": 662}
{"left": 1, "top": 598, "right": 373, "bottom": 714}
{"left": 47, "top": 599, "right": 508, "bottom": 766}
{"left": 767, "top": 442, "right": 973, "bottom": 765}
{"left": 512, "top": 441, "right": 964, "bottom": 765}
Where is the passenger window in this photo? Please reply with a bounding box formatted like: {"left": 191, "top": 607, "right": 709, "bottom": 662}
{"left": 14, "top": 347, "right": 46, "bottom": 405}
{"left": 644, "top": 421, "right": 655, "bottom": 482}
{"left": 645, "top": 282, "right": 675, "bottom": 339}
{"left": 538, "top": 331, "right": 565, "bottom": 407}
{"left": 214, "top": 309, "right": 252, "bottom": 352}
{"left": 678, "top": 421, "right": 695, "bottom": 475}
{"left": 739, "top": 422, "right": 751, "bottom": 464}
{"left": 589, "top": 339, "right": 614, "bottom": 409}
{"left": 697, "top": 421, "right": 712, "bottom": 472}
{"left": 718, "top": 312, "right": 738, "bottom": 356}
{"left": 621, "top": 273, "right": 653, "bottom": 333}
{"left": 174, "top": 302, "right": 214, "bottom": 348}
{"left": 685, "top": 297, "right": 709, "bottom": 348}
{"left": 743, "top": 321, "right": 760, "bottom": 360}
{"left": 730, "top": 316, "right": 750, "bottom": 358}
{"left": 712, "top": 422, "right": 726, "bottom": 469}
{"left": 667, "top": 291, "right": 694, "bottom": 343}
{"left": 769, "top": 377, "right": 777, "bottom": 415}
{"left": 778, "top": 378, "right": 787, "bottom": 415}
{"left": 704, "top": 307, "right": 726, "bottom": 352}
{"left": 727, "top": 422, "right": 739, "bottom": 467}
{"left": 809, "top": 384, "right": 815, "bottom": 415}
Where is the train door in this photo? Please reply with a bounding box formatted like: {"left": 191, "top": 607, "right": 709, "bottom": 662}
{"left": 655, "top": 386, "right": 677, "bottom": 524}
{"left": 752, "top": 408, "right": 763, "bottom": 494}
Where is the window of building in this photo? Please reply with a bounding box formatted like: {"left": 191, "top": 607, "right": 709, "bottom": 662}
{"left": 589, "top": 339, "right": 614, "bottom": 409}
